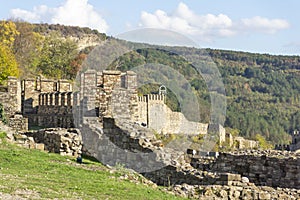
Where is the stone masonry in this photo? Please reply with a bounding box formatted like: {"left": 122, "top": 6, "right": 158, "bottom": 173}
{"left": 21, "top": 76, "right": 73, "bottom": 128}
{"left": 191, "top": 149, "right": 300, "bottom": 189}
{"left": 14, "top": 128, "right": 82, "bottom": 157}
{"left": 0, "top": 77, "right": 21, "bottom": 116}
{"left": 0, "top": 77, "right": 27, "bottom": 131}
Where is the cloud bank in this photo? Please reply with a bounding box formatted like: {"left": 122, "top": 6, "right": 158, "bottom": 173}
{"left": 139, "top": 2, "right": 290, "bottom": 42}
{"left": 10, "top": 0, "right": 108, "bottom": 33}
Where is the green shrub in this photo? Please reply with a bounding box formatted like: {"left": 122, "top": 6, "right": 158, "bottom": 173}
{"left": 255, "top": 133, "right": 274, "bottom": 149}
{"left": 0, "top": 103, "right": 7, "bottom": 124}
{"left": 0, "top": 131, "right": 6, "bottom": 139}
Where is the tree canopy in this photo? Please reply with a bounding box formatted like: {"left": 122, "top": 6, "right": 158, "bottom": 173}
{"left": 0, "top": 20, "right": 19, "bottom": 48}
{"left": 0, "top": 44, "right": 19, "bottom": 85}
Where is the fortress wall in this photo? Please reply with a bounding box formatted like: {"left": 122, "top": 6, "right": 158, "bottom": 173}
{"left": 96, "top": 72, "right": 103, "bottom": 86}
{"left": 111, "top": 88, "right": 138, "bottom": 120}
{"left": 142, "top": 94, "right": 208, "bottom": 135}
{"left": 22, "top": 77, "right": 72, "bottom": 115}
{"left": 99, "top": 70, "right": 138, "bottom": 120}
{"left": 0, "top": 77, "right": 21, "bottom": 117}
{"left": 80, "top": 70, "right": 97, "bottom": 112}
{"left": 22, "top": 79, "right": 39, "bottom": 114}
{"left": 0, "top": 77, "right": 27, "bottom": 131}
{"left": 36, "top": 92, "right": 74, "bottom": 128}
{"left": 124, "top": 71, "right": 137, "bottom": 90}
{"left": 209, "top": 151, "right": 300, "bottom": 189}
{"left": 138, "top": 96, "right": 148, "bottom": 125}
{"left": 208, "top": 124, "right": 226, "bottom": 145}
{"left": 39, "top": 78, "right": 55, "bottom": 92}
{"left": 21, "top": 77, "right": 72, "bottom": 128}
{"left": 31, "top": 70, "right": 139, "bottom": 128}
{"left": 18, "top": 70, "right": 214, "bottom": 136}
{"left": 58, "top": 79, "right": 72, "bottom": 92}
{"left": 290, "top": 131, "right": 300, "bottom": 151}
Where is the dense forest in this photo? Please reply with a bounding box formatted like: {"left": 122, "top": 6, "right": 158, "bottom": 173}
{"left": 0, "top": 20, "right": 299, "bottom": 144}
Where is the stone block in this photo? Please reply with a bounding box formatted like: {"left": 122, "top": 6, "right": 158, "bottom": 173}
{"left": 258, "top": 192, "right": 271, "bottom": 200}
{"left": 219, "top": 173, "right": 241, "bottom": 182}
{"left": 35, "top": 143, "right": 45, "bottom": 151}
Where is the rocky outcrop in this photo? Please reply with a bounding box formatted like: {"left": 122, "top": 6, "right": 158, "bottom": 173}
{"left": 69, "top": 34, "right": 104, "bottom": 50}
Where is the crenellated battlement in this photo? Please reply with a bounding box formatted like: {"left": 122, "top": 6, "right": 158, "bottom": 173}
{"left": 138, "top": 94, "right": 165, "bottom": 103}
{"left": 38, "top": 92, "right": 74, "bottom": 107}
{"left": 276, "top": 130, "right": 300, "bottom": 152}
{"left": 292, "top": 130, "right": 300, "bottom": 136}
{"left": 21, "top": 77, "right": 73, "bottom": 115}
{"left": 22, "top": 77, "right": 72, "bottom": 93}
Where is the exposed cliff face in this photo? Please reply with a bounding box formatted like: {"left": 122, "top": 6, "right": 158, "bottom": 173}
{"left": 68, "top": 34, "right": 104, "bottom": 50}
{"left": 33, "top": 23, "right": 107, "bottom": 51}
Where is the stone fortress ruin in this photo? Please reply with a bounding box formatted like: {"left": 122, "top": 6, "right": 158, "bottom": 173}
{"left": 0, "top": 69, "right": 263, "bottom": 152}
{"left": 1, "top": 70, "right": 300, "bottom": 198}
{"left": 20, "top": 70, "right": 211, "bottom": 136}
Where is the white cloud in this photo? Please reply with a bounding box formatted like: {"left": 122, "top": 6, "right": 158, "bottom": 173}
{"left": 10, "top": 8, "right": 40, "bottom": 21}
{"left": 139, "top": 2, "right": 290, "bottom": 42}
{"left": 10, "top": 0, "right": 108, "bottom": 33}
{"left": 240, "top": 16, "right": 290, "bottom": 34}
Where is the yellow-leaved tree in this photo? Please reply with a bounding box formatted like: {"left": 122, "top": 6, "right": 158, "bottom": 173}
{"left": 0, "top": 20, "right": 19, "bottom": 48}
{"left": 0, "top": 44, "right": 19, "bottom": 85}
{"left": 0, "top": 21, "right": 20, "bottom": 84}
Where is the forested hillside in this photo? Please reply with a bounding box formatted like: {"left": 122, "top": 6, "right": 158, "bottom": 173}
{"left": 0, "top": 20, "right": 299, "bottom": 144}
{"left": 106, "top": 46, "right": 300, "bottom": 144}
{"left": 209, "top": 50, "right": 300, "bottom": 143}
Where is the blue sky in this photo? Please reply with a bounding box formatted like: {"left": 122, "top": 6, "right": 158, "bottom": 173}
{"left": 0, "top": 0, "right": 299, "bottom": 55}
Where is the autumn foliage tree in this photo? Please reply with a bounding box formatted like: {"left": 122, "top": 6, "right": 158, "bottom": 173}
{"left": 0, "top": 20, "right": 20, "bottom": 84}
{"left": 0, "top": 44, "right": 19, "bottom": 85}
{"left": 69, "top": 53, "right": 87, "bottom": 78}
{"left": 0, "top": 20, "right": 19, "bottom": 47}
{"left": 13, "top": 21, "right": 44, "bottom": 78}
{"left": 38, "top": 32, "right": 78, "bottom": 79}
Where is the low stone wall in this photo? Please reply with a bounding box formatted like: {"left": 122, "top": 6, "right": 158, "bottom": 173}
{"left": 207, "top": 150, "right": 300, "bottom": 189}
{"left": 8, "top": 115, "right": 28, "bottom": 131}
{"left": 17, "top": 128, "right": 82, "bottom": 157}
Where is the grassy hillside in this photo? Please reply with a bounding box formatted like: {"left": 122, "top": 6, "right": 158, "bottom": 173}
{"left": 0, "top": 132, "right": 184, "bottom": 200}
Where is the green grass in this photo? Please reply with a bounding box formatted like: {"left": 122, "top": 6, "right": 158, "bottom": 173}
{"left": 0, "top": 135, "right": 185, "bottom": 200}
